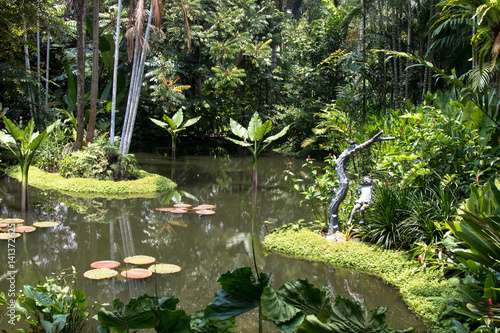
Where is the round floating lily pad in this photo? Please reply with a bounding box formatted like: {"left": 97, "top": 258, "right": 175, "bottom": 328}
{"left": 148, "top": 264, "right": 182, "bottom": 274}
{"left": 91, "top": 260, "right": 120, "bottom": 269}
{"left": 0, "top": 223, "right": 8, "bottom": 228}
{"left": 15, "top": 226, "right": 36, "bottom": 233}
{"left": 123, "top": 255, "right": 156, "bottom": 265}
{"left": 155, "top": 207, "right": 176, "bottom": 212}
{"left": 0, "top": 232, "right": 21, "bottom": 240}
{"left": 121, "top": 268, "right": 152, "bottom": 279}
{"left": 84, "top": 268, "right": 118, "bottom": 280}
{"left": 33, "top": 221, "right": 60, "bottom": 228}
{"left": 198, "top": 204, "right": 216, "bottom": 209}
{"left": 0, "top": 218, "right": 24, "bottom": 225}
{"left": 173, "top": 203, "right": 192, "bottom": 209}
{"left": 171, "top": 209, "right": 188, "bottom": 214}
{"left": 197, "top": 210, "right": 216, "bottom": 215}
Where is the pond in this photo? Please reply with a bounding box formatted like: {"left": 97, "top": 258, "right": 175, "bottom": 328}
{"left": 0, "top": 152, "right": 426, "bottom": 331}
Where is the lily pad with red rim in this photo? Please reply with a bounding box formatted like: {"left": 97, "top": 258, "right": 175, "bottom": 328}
{"left": 15, "top": 226, "right": 36, "bottom": 233}
{"left": 83, "top": 268, "right": 118, "bottom": 280}
{"left": 155, "top": 207, "right": 177, "bottom": 212}
{"left": 174, "top": 203, "right": 192, "bottom": 209}
{"left": 171, "top": 209, "right": 188, "bottom": 214}
{"left": 121, "top": 268, "right": 152, "bottom": 279}
{"left": 197, "top": 210, "right": 216, "bottom": 215}
{"left": 198, "top": 204, "right": 216, "bottom": 209}
{"left": 123, "top": 255, "right": 156, "bottom": 265}
{"left": 0, "top": 218, "right": 24, "bottom": 225}
{"left": 33, "top": 222, "right": 60, "bottom": 228}
{"left": 0, "top": 232, "right": 21, "bottom": 240}
{"left": 0, "top": 223, "right": 8, "bottom": 228}
{"left": 148, "top": 264, "right": 182, "bottom": 274}
{"left": 91, "top": 260, "right": 120, "bottom": 269}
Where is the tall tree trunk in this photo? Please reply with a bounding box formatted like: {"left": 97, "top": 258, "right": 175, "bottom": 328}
{"left": 391, "top": 6, "right": 399, "bottom": 110}
{"left": 397, "top": 4, "right": 405, "bottom": 107}
{"left": 405, "top": 0, "right": 412, "bottom": 102}
{"left": 75, "top": 0, "right": 88, "bottom": 151}
{"left": 120, "top": 0, "right": 155, "bottom": 154}
{"left": 36, "top": 2, "right": 41, "bottom": 108}
{"left": 110, "top": 0, "right": 123, "bottom": 145}
{"left": 45, "top": 29, "right": 50, "bottom": 110}
{"left": 23, "top": 22, "right": 35, "bottom": 118}
{"left": 378, "top": 0, "right": 388, "bottom": 115}
{"left": 87, "top": 0, "right": 100, "bottom": 146}
{"left": 424, "top": 0, "right": 434, "bottom": 95}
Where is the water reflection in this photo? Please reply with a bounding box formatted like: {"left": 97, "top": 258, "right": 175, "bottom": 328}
{"left": 0, "top": 153, "right": 425, "bottom": 331}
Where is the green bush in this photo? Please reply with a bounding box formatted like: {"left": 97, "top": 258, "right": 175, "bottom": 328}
{"left": 57, "top": 137, "right": 138, "bottom": 181}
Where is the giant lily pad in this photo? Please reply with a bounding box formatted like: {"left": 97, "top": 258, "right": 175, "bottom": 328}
{"left": 0, "top": 218, "right": 24, "bottom": 225}
{"left": 123, "top": 255, "right": 156, "bottom": 266}
{"left": 171, "top": 209, "right": 188, "bottom": 214}
{"left": 33, "top": 221, "right": 60, "bottom": 228}
{"left": 148, "top": 264, "right": 182, "bottom": 274}
{"left": 174, "top": 203, "right": 192, "bottom": 209}
{"left": 197, "top": 210, "right": 216, "bottom": 215}
{"left": 84, "top": 268, "right": 118, "bottom": 280}
{"left": 155, "top": 207, "right": 177, "bottom": 212}
{"left": 0, "top": 232, "right": 21, "bottom": 240}
{"left": 197, "top": 204, "right": 216, "bottom": 210}
{"left": 15, "top": 226, "right": 36, "bottom": 233}
{"left": 0, "top": 223, "right": 8, "bottom": 228}
{"left": 121, "top": 268, "right": 152, "bottom": 279}
{"left": 91, "top": 260, "right": 120, "bottom": 269}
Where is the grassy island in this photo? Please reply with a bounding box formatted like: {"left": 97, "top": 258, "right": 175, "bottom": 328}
{"left": 6, "top": 166, "right": 176, "bottom": 199}
{"left": 263, "top": 227, "right": 456, "bottom": 332}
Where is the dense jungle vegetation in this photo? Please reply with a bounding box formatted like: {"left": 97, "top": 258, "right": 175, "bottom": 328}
{"left": 2, "top": 0, "right": 500, "bottom": 331}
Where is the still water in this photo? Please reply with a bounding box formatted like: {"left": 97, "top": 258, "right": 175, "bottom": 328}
{"left": 0, "top": 153, "right": 426, "bottom": 331}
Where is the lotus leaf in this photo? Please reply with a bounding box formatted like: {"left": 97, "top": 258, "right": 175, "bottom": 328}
{"left": 155, "top": 207, "right": 176, "bottom": 212}
{"left": 197, "top": 210, "right": 215, "bottom": 215}
{"left": 0, "top": 218, "right": 24, "bottom": 224}
{"left": 171, "top": 209, "right": 188, "bottom": 214}
{"left": 173, "top": 203, "right": 192, "bottom": 208}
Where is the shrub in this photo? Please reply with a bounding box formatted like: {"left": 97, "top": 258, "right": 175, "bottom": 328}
{"left": 57, "top": 137, "right": 138, "bottom": 181}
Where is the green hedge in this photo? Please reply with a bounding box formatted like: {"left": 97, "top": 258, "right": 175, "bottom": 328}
{"left": 263, "top": 227, "right": 456, "bottom": 332}
{"left": 6, "top": 166, "right": 176, "bottom": 199}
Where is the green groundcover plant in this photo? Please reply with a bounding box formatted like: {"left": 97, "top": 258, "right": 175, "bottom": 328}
{"left": 263, "top": 226, "right": 456, "bottom": 332}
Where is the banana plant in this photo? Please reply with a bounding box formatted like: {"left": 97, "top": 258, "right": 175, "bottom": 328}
{"left": 0, "top": 117, "right": 57, "bottom": 210}
{"left": 227, "top": 112, "right": 290, "bottom": 190}
{"left": 150, "top": 110, "right": 201, "bottom": 160}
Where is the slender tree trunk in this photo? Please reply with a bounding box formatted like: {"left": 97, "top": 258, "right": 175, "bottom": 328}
{"left": 405, "top": 0, "right": 412, "bottom": 102}
{"left": 424, "top": 0, "right": 434, "bottom": 95}
{"left": 378, "top": 0, "right": 388, "bottom": 114}
{"left": 397, "top": 4, "right": 405, "bottom": 106}
{"left": 75, "top": 0, "right": 88, "bottom": 150}
{"left": 391, "top": 6, "right": 399, "bottom": 110}
{"left": 120, "top": 0, "right": 155, "bottom": 154}
{"left": 45, "top": 29, "right": 50, "bottom": 110}
{"left": 86, "top": 0, "right": 100, "bottom": 146}
{"left": 110, "top": 0, "right": 123, "bottom": 145}
{"left": 23, "top": 22, "right": 35, "bottom": 118}
{"left": 36, "top": 3, "right": 41, "bottom": 108}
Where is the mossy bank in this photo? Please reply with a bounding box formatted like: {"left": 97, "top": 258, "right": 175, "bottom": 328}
{"left": 7, "top": 166, "right": 176, "bottom": 199}
{"left": 263, "top": 227, "right": 457, "bottom": 332}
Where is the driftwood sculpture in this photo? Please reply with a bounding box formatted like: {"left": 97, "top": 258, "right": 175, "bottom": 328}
{"left": 327, "top": 130, "right": 394, "bottom": 237}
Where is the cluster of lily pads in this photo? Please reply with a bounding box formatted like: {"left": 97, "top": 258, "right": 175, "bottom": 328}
{"left": 0, "top": 218, "right": 60, "bottom": 240}
{"left": 83, "top": 255, "right": 182, "bottom": 280}
{"left": 155, "top": 203, "right": 216, "bottom": 215}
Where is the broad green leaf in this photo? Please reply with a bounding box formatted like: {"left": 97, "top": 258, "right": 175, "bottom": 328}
{"left": 201, "top": 289, "right": 258, "bottom": 326}
{"left": 183, "top": 116, "right": 201, "bottom": 128}
{"left": 21, "top": 119, "right": 35, "bottom": 151}
{"left": 163, "top": 115, "right": 178, "bottom": 130}
{"left": 0, "top": 130, "right": 15, "bottom": 145}
{"left": 217, "top": 267, "right": 269, "bottom": 302}
{"left": 190, "top": 310, "right": 236, "bottom": 332}
{"left": 150, "top": 118, "right": 168, "bottom": 129}
{"left": 254, "top": 120, "right": 272, "bottom": 141}
{"left": 248, "top": 112, "right": 263, "bottom": 140}
{"left": 264, "top": 125, "right": 290, "bottom": 143}
{"left": 229, "top": 118, "right": 248, "bottom": 140}
{"left": 227, "top": 137, "right": 252, "bottom": 147}
{"left": 97, "top": 295, "right": 156, "bottom": 332}
{"left": 41, "top": 314, "right": 68, "bottom": 333}
{"left": 484, "top": 272, "right": 499, "bottom": 303}
{"left": 261, "top": 286, "right": 301, "bottom": 330}
{"left": 172, "top": 110, "right": 184, "bottom": 128}
{"left": 153, "top": 308, "right": 191, "bottom": 333}
{"left": 277, "top": 280, "right": 332, "bottom": 321}
{"left": 3, "top": 117, "right": 24, "bottom": 141}
{"left": 24, "top": 285, "right": 52, "bottom": 307}
{"left": 27, "top": 131, "right": 48, "bottom": 152}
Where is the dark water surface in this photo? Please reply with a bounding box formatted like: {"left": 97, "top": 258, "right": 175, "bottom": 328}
{"left": 0, "top": 153, "right": 426, "bottom": 331}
